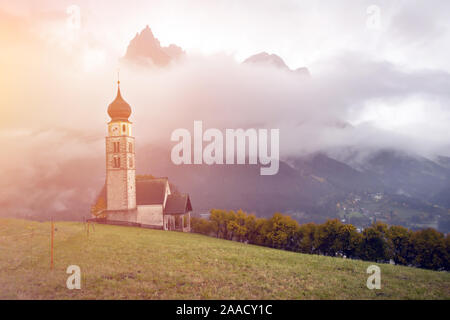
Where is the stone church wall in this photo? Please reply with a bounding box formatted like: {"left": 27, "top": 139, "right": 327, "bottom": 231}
{"left": 107, "top": 210, "right": 138, "bottom": 223}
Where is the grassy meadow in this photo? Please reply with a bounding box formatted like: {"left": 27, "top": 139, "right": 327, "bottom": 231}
{"left": 0, "top": 218, "right": 449, "bottom": 299}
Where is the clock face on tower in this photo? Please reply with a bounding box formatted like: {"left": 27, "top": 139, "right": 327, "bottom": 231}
{"left": 110, "top": 124, "right": 119, "bottom": 136}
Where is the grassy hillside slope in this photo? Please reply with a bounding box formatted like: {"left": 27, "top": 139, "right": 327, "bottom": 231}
{"left": 0, "top": 218, "right": 449, "bottom": 299}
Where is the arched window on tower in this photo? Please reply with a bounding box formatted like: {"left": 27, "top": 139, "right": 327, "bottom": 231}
{"left": 113, "top": 142, "right": 120, "bottom": 153}
{"left": 113, "top": 157, "right": 121, "bottom": 168}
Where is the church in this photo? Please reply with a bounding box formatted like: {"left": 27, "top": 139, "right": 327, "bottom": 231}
{"left": 92, "top": 80, "right": 192, "bottom": 232}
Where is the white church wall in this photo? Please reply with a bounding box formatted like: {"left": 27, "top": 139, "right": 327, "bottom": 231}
{"left": 137, "top": 205, "right": 164, "bottom": 227}
{"left": 163, "top": 182, "right": 171, "bottom": 207}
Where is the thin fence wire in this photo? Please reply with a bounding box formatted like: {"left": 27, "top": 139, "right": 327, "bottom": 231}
{"left": 0, "top": 222, "right": 93, "bottom": 272}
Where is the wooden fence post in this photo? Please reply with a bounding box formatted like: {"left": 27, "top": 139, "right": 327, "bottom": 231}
{"left": 50, "top": 219, "right": 54, "bottom": 270}
{"left": 30, "top": 227, "right": 33, "bottom": 268}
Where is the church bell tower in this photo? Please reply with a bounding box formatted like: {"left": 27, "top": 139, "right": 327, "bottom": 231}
{"left": 105, "top": 80, "right": 136, "bottom": 211}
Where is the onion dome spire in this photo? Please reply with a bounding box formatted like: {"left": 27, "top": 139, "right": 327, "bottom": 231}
{"left": 107, "top": 80, "right": 132, "bottom": 121}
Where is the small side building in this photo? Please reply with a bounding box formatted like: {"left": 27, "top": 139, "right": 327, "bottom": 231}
{"left": 164, "top": 193, "right": 193, "bottom": 232}
{"left": 104, "top": 177, "right": 192, "bottom": 231}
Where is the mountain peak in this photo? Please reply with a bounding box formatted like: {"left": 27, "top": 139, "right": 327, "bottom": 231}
{"left": 244, "top": 52, "right": 288, "bottom": 69}
{"left": 141, "top": 25, "right": 154, "bottom": 36}
{"left": 243, "top": 51, "right": 310, "bottom": 77}
{"left": 124, "top": 25, "right": 184, "bottom": 67}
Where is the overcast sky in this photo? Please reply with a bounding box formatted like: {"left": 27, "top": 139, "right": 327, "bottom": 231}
{"left": 1, "top": 0, "right": 450, "bottom": 68}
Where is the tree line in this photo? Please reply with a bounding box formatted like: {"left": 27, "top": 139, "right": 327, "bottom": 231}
{"left": 191, "top": 209, "right": 449, "bottom": 271}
